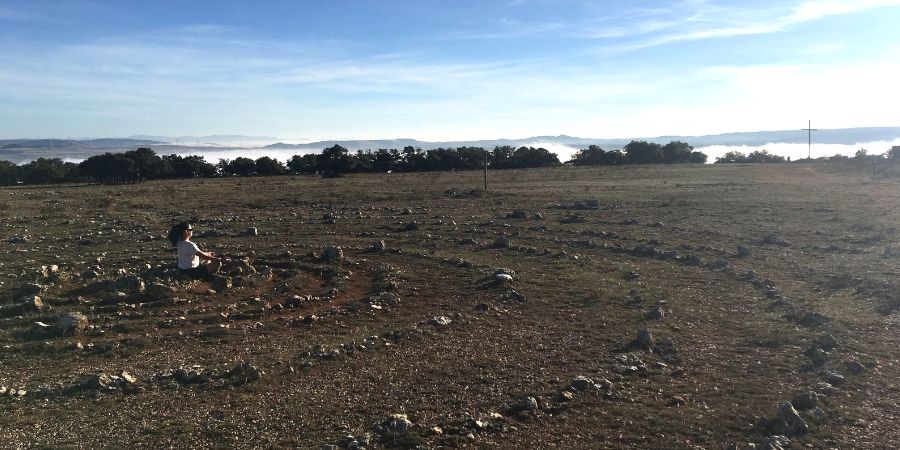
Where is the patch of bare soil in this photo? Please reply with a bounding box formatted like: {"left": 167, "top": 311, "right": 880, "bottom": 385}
{"left": 0, "top": 164, "right": 898, "bottom": 449}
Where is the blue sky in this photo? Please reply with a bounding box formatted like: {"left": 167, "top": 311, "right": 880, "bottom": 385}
{"left": 1, "top": 0, "right": 899, "bottom": 141}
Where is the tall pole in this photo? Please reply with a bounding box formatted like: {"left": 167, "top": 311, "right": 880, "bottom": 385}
{"left": 802, "top": 120, "right": 818, "bottom": 160}
{"left": 483, "top": 148, "right": 488, "bottom": 191}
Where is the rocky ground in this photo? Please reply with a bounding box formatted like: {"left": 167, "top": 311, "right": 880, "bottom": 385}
{"left": 0, "top": 164, "right": 898, "bottom": 449}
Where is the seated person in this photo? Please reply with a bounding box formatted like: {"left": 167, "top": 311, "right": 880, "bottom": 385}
{"left": 167, "top": 222, "right": 223, "bottom": 279}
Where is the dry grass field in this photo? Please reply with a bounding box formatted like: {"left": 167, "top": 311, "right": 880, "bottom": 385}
{"left": 0, "top": 163, "right": 898, "bottom": 449}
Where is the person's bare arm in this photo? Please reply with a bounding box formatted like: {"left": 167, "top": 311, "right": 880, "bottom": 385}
{"left": 196, "top": 250, "right": 221, "bottom": 261}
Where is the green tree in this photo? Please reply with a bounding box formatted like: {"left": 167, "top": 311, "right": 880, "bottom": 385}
{"left": 353, "top": 150, "right": 375, "bottom": 172}
{"left": 224, "top": 157, "right": 256, "bottom": 176}
{"left": 689, "top": 151, "right": 708, "bottom": 164}
{"left": 661, "top": 141, "right": 694, "bottom": 163}
{"left": 287, "top": 154, "right": 319, "bottom": 174}
{"left": 372, "top": 148, "right": 400, "bottom": 172}
{"left": 715, "top": 151, "right": 748, "bottom": 163}
{"left": 79, "top": 153, "right": 137, "bottom": 184}
{"left": 570, "top": 145, "right": 607, "bottom": 166}
{"left": 624, "top": 141, "right": 663, "bottom": 164}
{"left": 887, "top": 146, "right": 900, "bottom": 160}
{"left": 254, "top": 156, "right": 286, "bottom": 175}
{"left": 400, "top": 146, "right": 425, "bottom": 171}
{"left": 0, "top": 160, "right": 17, "bottom": 185}
{"left": 163, "top": 154, "right": 217, "bottom": 178}
{"left": 123, "top": 147, "right": 168, "bottom": 181}
{"left": 747, "top": 149, "right": 786, "bottom": 163}
{"left": 319, "top": 145, "right": 355, "bottom": 176}
{"left": 508, "top": 146, "right": 561, "bottom": 168}
{"left": 490, "top": 145, "right": 515, "bottom": 169}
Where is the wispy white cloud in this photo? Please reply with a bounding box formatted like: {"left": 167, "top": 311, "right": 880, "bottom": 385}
{"left": 0, "top": 3, "right": 898, "bottom": 140}
{"left": 446, "top": 0, "right": 900, "bottom": 52}
{"left": 609, "top": 0, "right": 900, "bottom": 50}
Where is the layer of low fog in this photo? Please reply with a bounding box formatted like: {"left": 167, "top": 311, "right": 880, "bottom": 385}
{"left": 176, "top": 140, "right": 900, "bottom": 165}
{"left": 48, "top": 139, "right": 900, "bottom": 166}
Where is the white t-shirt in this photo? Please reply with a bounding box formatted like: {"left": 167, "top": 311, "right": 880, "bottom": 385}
{"left": 177, "top": 240, "right": 201, "bottom": 269}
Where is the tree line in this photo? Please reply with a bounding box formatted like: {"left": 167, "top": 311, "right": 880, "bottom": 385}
{"left": 569, "top": 141, "right": 707, "bottom": 165}
{"left": 1, "top": 142, "right": 894, "bottom": 186}
{"left": 0, "top": 145, "right": 563, "bottom": 185}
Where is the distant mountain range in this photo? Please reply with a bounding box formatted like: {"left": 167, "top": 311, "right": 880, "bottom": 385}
{"left": 0, "top": 127, "right": 898, "bottom": 163}
{"left": 128, "top": 134, "right": 280, "bottom": 144}
{"left": 262, "top": 127, "right": 900, "bottom": 151}
{"left": 0, "top": 138, "right": 164, "bottom": 150}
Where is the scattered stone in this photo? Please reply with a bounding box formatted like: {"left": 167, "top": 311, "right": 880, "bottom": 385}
{"left": 758, "top": 435, "right": 791, "bottom": 450}
{"left": 115, "top": 276, "right": 146, "bottom": 294}
{"left": 645, "top": 307, "right": 665, "bottom": 320}
{"left": 613, "top": 353, "right": 648, "bottom": 376}
{"left": 494, "top": 273, "right": 513, "bottom": 285}
{"left": 760, "top": 233, "right": 791, "bottom": 246}
{"left": 845, "top": 360, "right": 865, "bottom": 375}
{"left": 531, "top": 212, "right": 543, "bottom": 220}
{"left": 244, "top": 227, "right": 258, "bottom": 236}
{"left": 323, "top": 246, "right": 344, "bottom": 263}
{"left": 635, "top": 328, "right": 654, "bottom": 349}
{"left": 403, "top": 221, "right": 419, "bottom": 231}
{"left": 821, "top": 370, "right": 845, "bottom": 386}
{"left": 120, "top": 371, "right": 137, "bottom": 384}
{"left": 507, "top": 289, "right": 526, "bottom": 302}
{"left": 106, "top": 291, "right": 128, "bottom": 304}
{"left": 386, "top": 413, "right": 412, "bottom": 432}
{"left": 211, "top": 276, "right": 233, "bottom": 292}
{"left": 371, "top": 240, "right": 386, "bottom": 252}
{"left": 506, "top": 210, "right": 527, "bottom": 219}
{"left": 570, "top": 376, "right": 596, "bottom": 391}
{"left": 493, "top": 235, "right": 510, "bottom": 248}
{"left": 803, "top": 406, "right": 827, "bottom": 423}
{"left": 7, "top": 235, "right": 30, "bottom": 244}
{"left": 812, "top": 381, "right": 839, "bottom": 397}
{"left": 788, "top": 311, "right": 830, "bottom": 328}
{"left": 791, "top": 391, "right": 819, "bottom": 410}
{"left": 884, "top": 246, "right": 897, "bottom": 258}
{"left": 816, "top": 334, "right": 838, "bottom": 351}
{"left": 669, "top": 395, "right": 686, "bottom": 407}
{"left": 226, "top": 361, "right": 262, "bottom": 385}
{"left": 173, "top": 368, "right": 211, "bottom": 384}
{"left": 560, "top": 214, "right": 585, "bottom": 224}
{"left": 86, "top": 373, "right": 125, "bottom": 391}
{"left": 683, "top": 255, "right": 702, "bottom": 266}
{"left": 737, "top": 245, "right": 751, "bottom": 258}
{"left": 805, "top": 347, "right": 829, "bottom": 366}
{"left": 711, "top": 258, "right": 731, "bottom": 270}
{"left": 622, "top": 218, "right": 639, "bottom": 225}
{"left": 771, "top": 402, "right": 808, "bottom": 436}
{"left": 516, "top": 396, "right": 540, "bottom": 412}
{"left": 57, "top": 312, "right": 88, "bottom": 335}
{"left": 284, "top": 295, "right": 305, "bottom": 308}
{"left": 26, "top": 295, "right": 45, "bottom": 311}
{"left": 430, "top": 316, "right": 452, "bottom": 327}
